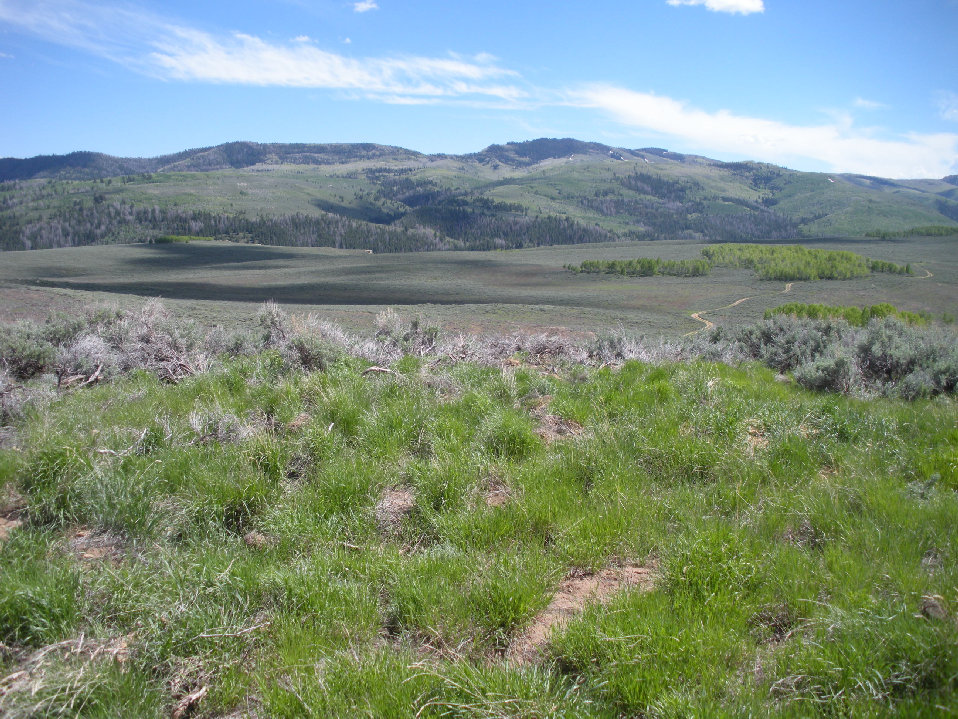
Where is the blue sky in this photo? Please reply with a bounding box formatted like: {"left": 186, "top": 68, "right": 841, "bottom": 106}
{"left": 1, "top": 0, "right": 957, "bottom": 177}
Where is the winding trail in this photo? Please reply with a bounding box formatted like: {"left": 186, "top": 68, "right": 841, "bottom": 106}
{"left": 685, "top": 282, "right": 793, "bottom": 337}
{"left": 686, "top": 261, "right": 933, "bottom": 336}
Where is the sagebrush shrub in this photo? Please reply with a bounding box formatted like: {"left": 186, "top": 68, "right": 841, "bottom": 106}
{"left": 258, "top": 299, "right": 292, "bottom": 348}
{"left": 0, "top": 323, "right": 56, "bottom": 380}
{"left": 734, "top": 315, "right": 842, "bottom": 372}
{"left": 794, "top": 352, "right": 856, "bottom": 394}
{"left": 288, "top": 334, "right": 342, "bottom": 372}
{"left": 56, "top": 333, "right": 119, "bottom": 380}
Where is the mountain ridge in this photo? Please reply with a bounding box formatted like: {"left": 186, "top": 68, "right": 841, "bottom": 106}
{"left": 2, "top": 138, "right": 956, "bottom": 252}
{"left": 3, "top": 137, "right": 955, "bottom": 183}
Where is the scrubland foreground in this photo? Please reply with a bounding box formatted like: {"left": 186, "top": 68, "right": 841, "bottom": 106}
{"left": 1, "top": 301, "right": 956, "bottom": 717}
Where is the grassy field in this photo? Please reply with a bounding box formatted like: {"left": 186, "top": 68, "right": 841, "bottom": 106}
{"left": 1, "top": 331, "right": 956, "bottom": 716}
{"left": 1, "top": 236, "right": 955, "bottom": 336}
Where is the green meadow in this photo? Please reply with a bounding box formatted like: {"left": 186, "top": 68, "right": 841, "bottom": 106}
{"left": 1, "top": 206, "right": 957, "bottom": 716}
{"left": 1, "top": 302, "right": 956, "bottom": 716}
{"left": 1, "top": 235, "right": 955, "bottom": 336}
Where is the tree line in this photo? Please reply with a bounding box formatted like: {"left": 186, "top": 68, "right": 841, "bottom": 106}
{"left": 766, "top": 302, "right": 928, "bottom": 327}
{"left": 568, "top": 244, "right": 912, "bottom": 283}
{"left": 701, "top": 243, "right": 911, "bottom": 281}
{"left": 566, "top": 257, "right": 711, "bottom": 277}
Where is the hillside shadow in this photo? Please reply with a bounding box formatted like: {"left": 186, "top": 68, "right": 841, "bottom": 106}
{"left": 122, "top": 242, "right": 303, "bottom": 269}
{"left": 38, "top": 278, "right": 611, "bottom": 309}
{"left": 312, "top": 198, "right": 404, "bottom": 224}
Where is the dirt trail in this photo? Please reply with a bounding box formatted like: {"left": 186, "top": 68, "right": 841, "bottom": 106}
{"left": 506, "top": 562, "right": 656, "bottom": 664}
{"left": 685, "top": 282, "right": 792, "bottom": 337}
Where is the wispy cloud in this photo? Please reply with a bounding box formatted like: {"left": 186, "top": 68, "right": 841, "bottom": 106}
{"left": 353, "top": 1, "right": 378, "bottom": 12}
{"left": 0, "top": 51, "right": 13, "bottom": 58}
{"left": 0, "top": 0, "right": 524, "bottom": 102}
{"left": 0, "top": 0, "right": 160, "bottom": 57}
{"left": 666, "top": 0, "right": 765, "bottom": 15}
{"left": 148, "top": 31, "right": 523, "bottom": 101}
{"left": 571, "top": 84, "right": 958, "bottom": 177}
{"left": 938, "top": 91, "right": 958, "bottom": 122}
{"left": 853, "top": 97, "right": 885, "bottom": 110}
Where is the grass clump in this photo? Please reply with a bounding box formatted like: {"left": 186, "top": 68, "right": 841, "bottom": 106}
{"left": 0, "top": 534, "right": 80, "bottom": 647}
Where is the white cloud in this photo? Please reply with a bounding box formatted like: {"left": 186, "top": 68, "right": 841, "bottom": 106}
{"left": 0, "top": 51, "right": 13, "bottom": 58}
{"left": 292, "top": 35, "right": 312, "bottom": 43}
{"left": 353, "top": 1, "right": 378, "bottom": 12}
{"left": 571, "top": 84, "right": 958, "bottom": 177}
{"left": 0, "top": 0, "right": 523, "bottom": 102}
{"left": 938, "top": 91, "right": 958, "bottom": 122}
{"left": 853, "top": 97, "right": 885, "bottom": 110}
{"left": 666, "top": 0, "right": 764, "bottom": 15}
{"left": 148, "top": 30, "right": 523, "bottom": 101}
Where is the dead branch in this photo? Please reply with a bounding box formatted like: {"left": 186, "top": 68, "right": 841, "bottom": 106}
{"left": 194, "top": 621, "right": 269, "bottom": 640}
{"left": 79, "top": 364, "right": 103, "bottom": 387}
{"left": 171, "top": 685, "right": 208, "bottom": 719}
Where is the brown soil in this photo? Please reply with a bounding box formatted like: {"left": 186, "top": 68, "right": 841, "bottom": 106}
{"left": 0, "top": 517, "right": 23, "bottom": 543}
{"left": 285, "top": 412, "right": 310, "bottom": 432}
{"left": 535, "top": 414, "right": 585, "bottom": 444}
{"left": 528, "top": 395, "right": 585, "bottom": 443}
{"left": 685, "top": 281, "right": 794, "bottom": 337}
{"left": 506, "top": 562, "right": 657, "bottom": 664}
{"left": 782, "top": 519, "right": 825, "bottom": 550}
{"left": 0, "top": 488, "right": 26, "bottom": 544}
{"left": 484, "top": 478, "right": 511, "bottom": 508}
{"left": 375, "top": 487, "right": 416, "bottom": 532}
{"left": 68, "top": 527, "right": 125, "bottom": 563}
{"left": 745, "top": 425, "right": 769, "bottom": 455}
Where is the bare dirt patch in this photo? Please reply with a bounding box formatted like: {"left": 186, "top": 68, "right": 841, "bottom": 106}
{"left": 528, "top": 395, "right": 585, "bottom": 444}
{"left": 506, "top": 562, "right": 657, "bottom": 664}
{"left": 782, "top": 519, "right": 825, "bottom": 550}
{"left": 0, "top": 487, "right": 26, "bottom": 544}
{"left": 484, "top": 478, "right": 511, "bottom": 508}
{"left": 243, "top": 531, "right": 276, "bottom": 550}
{"left": 375, "top": 487, "right": 416, "bottom": 533}
{"left": 745, "top": 424, "right": 769, "bottom": 455}
{"left": 68, "top": 527, "right": 125, "bottom": 563}
{"left": 284, "top": 412, "right": 311, "bottom": 432}
{"left": 535, "top": 414, "right": 585, "bottom": 444}
{"left": 0, "top": 517, "right": 23, "bottom": 543}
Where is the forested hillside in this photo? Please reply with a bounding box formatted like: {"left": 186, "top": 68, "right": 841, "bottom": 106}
{"left": 2, "top": 139, "right": 956, "bottom": 252}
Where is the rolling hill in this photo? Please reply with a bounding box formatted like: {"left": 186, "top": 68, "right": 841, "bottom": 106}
{"left": 1, "top": 138, "right": 956, "bottom": 252}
